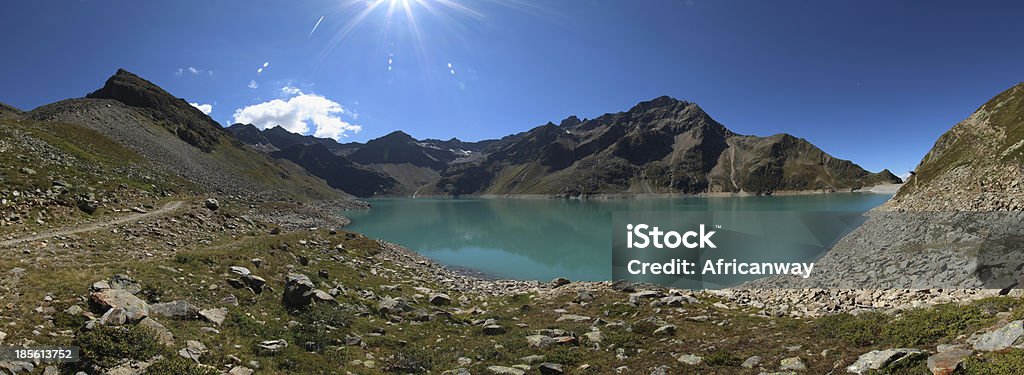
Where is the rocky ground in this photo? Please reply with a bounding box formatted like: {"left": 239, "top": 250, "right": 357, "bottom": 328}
{"left": 2, "top": 196, "right": 1024, "bottom": 375}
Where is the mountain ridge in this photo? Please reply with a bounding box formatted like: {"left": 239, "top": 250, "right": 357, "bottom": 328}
{"left": 230, "top": 95, "right": 899, "bottom": 197}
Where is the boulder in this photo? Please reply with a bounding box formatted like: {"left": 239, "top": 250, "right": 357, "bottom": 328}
{"left": 149, "top": 301, "right": 199, "bottom": 319}
{"left": 178, "top": 340, "right": 208, "bottom": 363}
{"left": 199, "top": 308, "right": 227, "bottom": 326}
{"left": 482, "top": 325, "right": 506, "bottom": 335}
{"left": 257, "top": 339, "right": 288, "bottom": 353}
{"left": 429, "top": 293, "right": 452, "bottom": 306}
{"left": 138, "top": 317, "right": 175, "bottom": 346}
{"left": 927, "top": 349, "right": 972, "bottom": 375}
{"left": 108, "top": 274, "right": 142, "bottom": 294}
{"left": 846, "top": 349, "right": 925, "bottom": 374}
{"left": 538, "top": 363, "right": 564, "bottom": 374}
{"left": 556, "top": 314, "right": 591, "bottom": 323}
{"left": 229, "top": 266, "right": 251, "bottom": 277}
{"left": 377, "top": 297, "right": 413, "bottom": 314}
{"left": 204, "top": 198, "right": 219, "bottom": 211}
{"left": 551, "top": 277, "right": 571, "bottom": 287}
{"left": 228, "top": 366, "right": 254, "bottom": 375}
{"left": 282, "top": 273, "right": 316, "bottom": 308}
{"left": 973, "top": 320, "right": 1024, "bottom": 351}
{"left": 742, "top": 355, "right": 762, "bottom": 369}
{"left": 90, "top": 289, "right": 148, "bottom": 314}
{"left": 653, "top": 324, "right": 677, "bottom": 336}
{"left": 486, "top": 366, "right": 525, "bottom": 375}
{"left": 780, "top": 357, "right": 807, "bottom": 371}
{"left": 678, "top": 354, "right": 702, "bottom": 365}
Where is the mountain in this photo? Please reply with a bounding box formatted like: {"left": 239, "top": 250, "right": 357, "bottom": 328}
{"left": 348, "top": 131, "right": 458, "bottom": 170}
{"left": 25, "top": 69, "right": 344, "bottom": 200}
{"left": 890, "top": 82, "right": 1024, "bottom": 211}
{"left": 429, "top": 96, "right": 900, "bottom": 196}
{"left": 227, "top": 96, "right": 898, "bottom": 198}
{"left": 271, "top": 142, "right": 396, "bottom": 197}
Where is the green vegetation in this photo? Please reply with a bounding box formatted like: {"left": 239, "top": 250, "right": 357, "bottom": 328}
{"left": 966, "top": 349, "right": 1024, "bottom": 375}
{"left": 73, "top": 325, "right": 163, "bottom": 368}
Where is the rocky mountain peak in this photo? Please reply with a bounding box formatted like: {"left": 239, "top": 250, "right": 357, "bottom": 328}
{"left": 86, "top": 69, "right": 225, "bottom": 152}
{"left": 379, "top": 130, "right": 416, "bottom": 142}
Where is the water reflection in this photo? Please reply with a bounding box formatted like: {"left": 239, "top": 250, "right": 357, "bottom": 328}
{"left": 344, "top": 194, "right": 892, "bottom": 281}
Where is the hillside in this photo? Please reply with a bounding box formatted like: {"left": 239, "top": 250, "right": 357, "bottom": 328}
{"left": 270, "top": 143, "right": 397, "bottom": 198}
{"left": 754, "top": 82, "right": 1024, "bottom": 291}
{"left": 890, "top": 82, "right": 1024, "bottom": 211}
{"left": 26, "top": 69, "right": 345, "bottom": 201}
{"left": 431, "top": 96, "right": 900, "bottom": 196}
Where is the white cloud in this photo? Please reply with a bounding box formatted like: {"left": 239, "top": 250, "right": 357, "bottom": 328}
{"left": 232, "top": 90, "right": 361, "bottom": 140}
{"left": 188, "top": 67, "right": 199, "bottom": 75}
{"left": 189, "top": 102, "right": 213, "bottom": 115}
{"left": 248, "top": 80, "right": 259, "bottom": 89}
{"left": 175, "top": 68, "right": 183, "bottom": 76}
{"left": 281, "top": 86, "right": 301, "bottom": 96}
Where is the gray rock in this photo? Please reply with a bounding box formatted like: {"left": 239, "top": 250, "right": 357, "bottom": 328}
{"left": 242, "top": 274, "right": 266, "bottom": 293}
{"left": 429, "top": 293, "right": 452, "bottom": 306}
{"left": 178, "top": 340, "right": 208, "bottom": 363}
{"left": 538, "top": 363, "right": 564, "bottom": 374}
{"left": 973, "top": 320, "right": 1024, "bottom": 351}
{"left": 90, "top": 289, "right": 148, "bottom": 314}
{"left": 486, "top": 366, "right": 524, "bottom": 375}
{"left": 257, "top": 339, "right": 288, "bottom": 353}
{"left": 519, "top": 355, "right": 545, "bottom": 364}
{"left": 653, "top": 324, "right": 676, "bottom": 336}
{"left": 98, "top": 307, "right": 127, "bottom": 326}
{"left": 148, "top": 301, "right": 199, "bottom": 319}
{"left": 742, "top": 355, "right": 763, "bottom": 369}
{"left": 138, "top": 317, "right": 175, "bottom": 346}
{"left": 525, "top": 335, "right": 557, "bottom": 348}
{"left": 108, "top": 274, "right": 142, "bottom": 294}
{"left": 229, "top": 266, "right": 251, "bottom": 276}
{"left": 204, "top": 198, "right": 219, "bottom": 211}
{"left": 199, "top": 307, "right": 227, "bottom": 326}
{"left": 283, "top": 273, "right": 316, "bottom": 308}
{"left": 551, "top": 277, "right": 571, "bottom": 287}
{"left": 228, "top": 366, "right": 254, "bottom": 375}
{"left": 678, "top": 354, "right": 702, "bottom": 365}
{"left": 780, "top": 357, "right": 806, "bottom": 371}
{"left": 482, "top": 325, "right": 506, "bottom": 335}
{"left": 846, "top": 349, "right": 925, "bottom": 374}
{"left": 555, "top": 314, "right": 590, "bottom": 322}
{"left": 574, "top": 290, "right": 595, "bottom": 303}
{"left": 377, "top": 296, "right": 412, "bottom": 314}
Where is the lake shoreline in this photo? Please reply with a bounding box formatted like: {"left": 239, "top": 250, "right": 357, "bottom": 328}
{"left": 382, "top": 183, "right": 904, "bottom": 200}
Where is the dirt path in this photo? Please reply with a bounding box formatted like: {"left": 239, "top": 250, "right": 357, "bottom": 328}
{"left": 0, "top": 200, "right": 186, "bottom": 247}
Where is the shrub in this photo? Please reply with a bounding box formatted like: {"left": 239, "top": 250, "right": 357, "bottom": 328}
{"left": 704, "top": 350, "right": 743, "bottom": 367}
{"left": 883, "top": 304, "right": 987, "bottom": 346}
{"left": 145, "top": 357, "right": 219, "bottom": 375}
{"left": 812, "top": 312, "right": 887, "bottom": 347}
{"left": 964, "top": 349, "right": 1024, "bottom": 375}
{"left": 73, "top": 325, "right": 162, "bottom": 368}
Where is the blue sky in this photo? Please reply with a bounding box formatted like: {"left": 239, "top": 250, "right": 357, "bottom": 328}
{"left": 2, "top": 1, "right": 1023, "bottom": 176}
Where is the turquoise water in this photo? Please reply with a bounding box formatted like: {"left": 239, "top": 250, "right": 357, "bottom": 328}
{"left": 344, "top": 194, "right": 893, "bottom": 282}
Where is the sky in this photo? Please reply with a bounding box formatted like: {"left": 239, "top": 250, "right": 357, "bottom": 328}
{"left": 2, "top": 1, "right": 1024, "bottom": 177}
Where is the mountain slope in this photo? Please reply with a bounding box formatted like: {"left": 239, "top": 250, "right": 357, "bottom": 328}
{"left": 271, "top": 142, "right": 397, "bottom": 197}
{"left": 431, "top": 96, "right": 899, "bottom": 196}
{"left": 27, "top": 69, "right": 345, "bottom": 200}
{"left": 891, "top": 82, "right": 1024, "bottom": 211}
{"left": 0, "top": 102, "right": 22, "bottom": 117}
